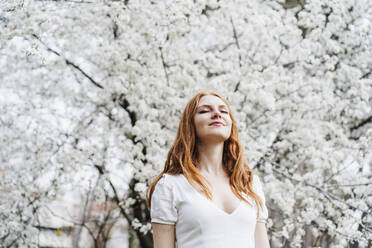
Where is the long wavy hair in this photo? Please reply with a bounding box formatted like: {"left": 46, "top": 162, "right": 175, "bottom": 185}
{"left": 146, "top": 92, "right": 264, "bottom": 218}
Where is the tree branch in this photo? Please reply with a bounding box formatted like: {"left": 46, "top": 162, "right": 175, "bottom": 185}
{"left": 159, "top": 46, "right": 170, "bottom": 86}
{"left": 31, "top": 34, "right": 104, "bottom": 89}
{"left": 350, "top": 115, "right": 372, "bottom": 132}
{"left": 230, "top": 17, "right": 242, "bottom": 68}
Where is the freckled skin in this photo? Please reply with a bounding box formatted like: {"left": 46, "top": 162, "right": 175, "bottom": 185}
{"left": 194, "top": 95, "right": 232, "bottom": 144}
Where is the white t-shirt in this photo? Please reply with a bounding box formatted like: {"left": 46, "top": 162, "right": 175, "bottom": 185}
{"left": 150, "top": 173, "right": 269, "bottom": 248}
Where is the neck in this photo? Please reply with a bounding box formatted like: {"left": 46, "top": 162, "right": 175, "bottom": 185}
{"left": 196, "top": 141, "right": 226, "bottom": 176}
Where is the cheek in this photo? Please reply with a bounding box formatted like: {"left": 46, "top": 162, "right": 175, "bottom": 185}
{"left": 227, "top": 117, "right": 232, "bottom": 126}
{"left": 195, "top": 115, "right": 208, "bottom": 126}
{"left": 194, "top": 117, "right": 204, "bottom": 131}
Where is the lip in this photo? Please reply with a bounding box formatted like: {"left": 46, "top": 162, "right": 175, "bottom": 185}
{"left": 209, "top": 121, "right": 224, "bottom": 126}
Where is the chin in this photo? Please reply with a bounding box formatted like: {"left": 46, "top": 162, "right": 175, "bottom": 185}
{"left": 201, "top": 133, "right": 230, "bottom": 143}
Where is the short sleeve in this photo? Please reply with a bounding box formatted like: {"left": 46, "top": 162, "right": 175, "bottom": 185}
{"left": 252, "top": 174, "right": 269, "bottom": 223}
{"left": 150, "top": 174, "right": 178, "bottom": 225}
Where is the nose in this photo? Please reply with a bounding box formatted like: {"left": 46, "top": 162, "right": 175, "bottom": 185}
{"left": 212, "top": 110, "right": 222, "bottom": 119}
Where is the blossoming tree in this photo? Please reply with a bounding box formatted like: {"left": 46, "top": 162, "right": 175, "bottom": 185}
{"left": 1, "top": 0, "right": 371, "bottom": 247}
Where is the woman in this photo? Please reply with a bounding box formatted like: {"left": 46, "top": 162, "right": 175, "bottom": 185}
{"left": 146, "top": 92, "right": 270, "bottom": 248}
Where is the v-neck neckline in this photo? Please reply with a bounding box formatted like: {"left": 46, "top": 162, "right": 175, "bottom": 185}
{"left": 180, "top": 174, "right": 242, "bottom": 216}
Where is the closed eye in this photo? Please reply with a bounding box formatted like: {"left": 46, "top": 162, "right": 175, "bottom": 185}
{"left": 199, "top": 110, "right": 228, "bottom": 114}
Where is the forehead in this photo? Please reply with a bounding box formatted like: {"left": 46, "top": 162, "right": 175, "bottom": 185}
{"left": 197, "top": 95, "right": 227, "bottom": 107}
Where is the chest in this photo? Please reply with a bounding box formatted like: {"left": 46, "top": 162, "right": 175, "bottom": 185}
{"left": 195, "top": 176, "right": 241, "bottom": 215}
{"left": 176, "top": 176, "right": 257, "bottom": 240}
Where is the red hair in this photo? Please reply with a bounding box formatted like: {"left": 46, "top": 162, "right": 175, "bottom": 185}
{"left": 146, "top": 92, "right": 264, "bottom": 218}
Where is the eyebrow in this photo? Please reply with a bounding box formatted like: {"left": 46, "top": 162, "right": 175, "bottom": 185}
{"left": 197, "top": 104, "right": 228, "bottom": 109}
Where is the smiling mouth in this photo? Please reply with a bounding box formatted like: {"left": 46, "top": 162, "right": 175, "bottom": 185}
{"left": 209, "top": 122, "right": 224, "bottom": 126}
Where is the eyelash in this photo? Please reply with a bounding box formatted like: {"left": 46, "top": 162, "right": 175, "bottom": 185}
{"left": 200, "top": 110, "right": 228, "bottom": 114}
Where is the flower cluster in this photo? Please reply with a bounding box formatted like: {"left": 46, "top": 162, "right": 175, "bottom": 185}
{"left": 0, "top": 0, "right": 371, "bottom": 247}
